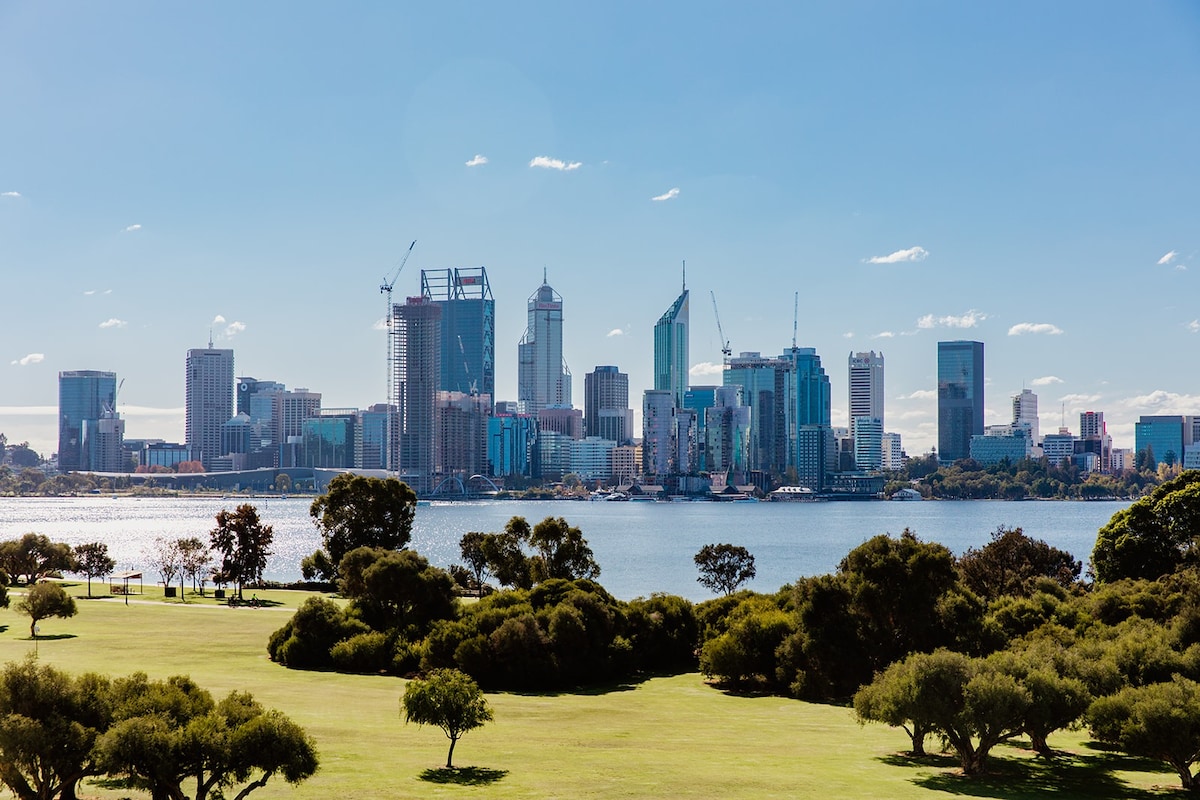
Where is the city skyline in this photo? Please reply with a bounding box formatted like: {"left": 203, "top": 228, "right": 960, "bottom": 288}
{"left": 3, "top": 3, "right": 1199, "bottom": 458}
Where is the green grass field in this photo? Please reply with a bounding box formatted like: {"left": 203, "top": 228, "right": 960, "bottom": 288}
{"left": 0, "top": 584, "right": 1182, "bottom": 799}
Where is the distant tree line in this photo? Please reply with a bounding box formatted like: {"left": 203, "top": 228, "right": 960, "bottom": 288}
{"left": 887, "top": 453, "right": 1162, "bottom": 500}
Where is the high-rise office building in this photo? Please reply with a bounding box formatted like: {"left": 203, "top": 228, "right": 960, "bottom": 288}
{"left": 1012, "top": 388, "right": 1040, "bottom": 444}
{"left": 392, "top": 297, "right": 441, "bottom": 492}
{"left": 642, "top": 389, "right": 676, "bottom": 478}
{"left": 272, "top": 388, "right": 322, "bottom": 468}
{"left": 1079, "top": 410, "right": 1111, "bottom": 473}
{"left": 185, "top": 345, "right": 234, "bottom": 469}
{"left": 786, "top": 346, "right": 833, "bottom": 489}
{"left": 724, "top": 352, "right": 790, "bottom": 475}
{"left": 848, "top": 351, "right": 884, "bottom": 471}
{"left": 937, "top": 340, "right": 984, "bottom": 464}
{"left": 653, "top": 283, "right": 689, "bottom": 409}
{"left": 584, "top": 366, "right": 632, "bottom": 444}
{"left": 517, "top": 274, "right": 571, "bottom": 413}
{"left": 421, "top": 268, "right": 495, "bottom": 398}
{"left": 58, "top": 370, "right": 118, "bottom": 472}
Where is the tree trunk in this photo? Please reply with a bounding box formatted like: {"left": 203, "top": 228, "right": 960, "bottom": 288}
{"left": 1168, "top": 758, "right": 1195, "bottom": 791}
{"left": 29, "top": 619, "right": 36, "bottom": 638}
{"left": 1028, "top": 730, "right": 1051, "bottom": 757}
{"left": 86, "top": 576, "right": 92, "bottom": 598}
{"left": 446, "top": 736, "right": 458, "bottom": 769}
{"left": 905, "top": 723, "right": 927, "bottom": 756}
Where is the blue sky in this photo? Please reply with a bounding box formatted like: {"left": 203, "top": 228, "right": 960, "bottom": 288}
{"left": 2, "top": 1, "right": 1199, "bottom": 458}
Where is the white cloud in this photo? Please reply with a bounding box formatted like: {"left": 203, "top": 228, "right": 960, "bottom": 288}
{"left": 99, "top": 318, "right": 127, "bottom": 329}
{"left": 1031, "top": 376, "right": 1064, "bottom": 386}
{"left": 917, "top": 310, "right": 988, "bottom": 329}
{"left": 871, "top": 331, "right": 895, "bottom": 339}
{"left": 1158, "top": 250, "right": 1178, "bottom": 265}
{"left": 1008, "top": 322, "right": 1064, "bottom": 336}
{"left": 84, "top": 290, "right": 96, "bottom": 296}
{"left": 866, "top": 246, "right": 928, "bottom": 264}
{"left": 11, "top": 353, "right": 44, "bottom": 366}
{"left": 651, "top": 187, "right": 680, "bottom": 202}
{"left": 606, "top": 328, "right": 625, "bottom": 337}
{"left": 1176, "top": 264, "right": 1189, "bottom": 272}
{"left": 1122, "top": 389, "right": 1200, "bottom": 414}
{"left": 842, "top": 332, "right": 854, "bottom": 339}
{"left": 123, "top": 224, "right": 142, "bottom": 233}
{"left": 104, "top": 289, "right": 112, "bottom": 294}
{"left": 465, "top": 154, "right": 488, "bottom": 167}
{"left": 689, "top": 361, "right": 725, "bottom": 378}
{"left": 0, "top": 405, "right": 55, "bottom": 414}
{"left": 1060, "top": 393, "right": 1102, "bottom": 405}
{"left": 1, "top": 191, "right": 20, "bottom": 198}
{"left": 224, "top": 321, "right": 246, "bottom": 337}
{"left": 1188, "top": 319, "right": 1200, "bottom": 334}
{"left": 529, "top": 155, "right": 582, "bottom": 171}
{"left": 212, "top": 315, "right": 226, "bottom": 325}
{"left": 899, "top": 389, "right": 936, "bottom": 401}
{"left": 372, "top": 318, "right": 389, "bottom": 331}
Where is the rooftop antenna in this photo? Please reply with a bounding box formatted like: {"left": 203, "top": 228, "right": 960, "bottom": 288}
{"left": 682, "top": 260, "right": 686, "bottom": 292}
{"left": 791, "top": 291, "right": 799, "bottom": 349}
{"left": 543, "top": 266, "right": 547, "bottom": 284}
{"left": 208, "top": 328, "right": 213, "bottom": 349}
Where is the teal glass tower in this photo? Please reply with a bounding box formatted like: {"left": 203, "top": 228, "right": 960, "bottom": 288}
{"left": 654, "top": 280, "right": 689, "bottom": 409}
{"left": 937, "top": 340, "right": 985, "bottom": 463}
{"left": 58, "top": 369, "right": 117, "bottom": 471}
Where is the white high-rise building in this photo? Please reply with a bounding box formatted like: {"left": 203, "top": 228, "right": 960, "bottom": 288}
{"left": 849, "top": 351, "right": 884, "bottom": 469}
{"left": 882, "top": 431, "right": 904, "bottom": 470}
{"left": 517, "top": 273, "right": 571, "bottom": 413}
{"left": 1012, "top": 388, "right": 1040, "bottom": 445}
{"left": 185, "top": 344, "right": 234, "bottom": 469}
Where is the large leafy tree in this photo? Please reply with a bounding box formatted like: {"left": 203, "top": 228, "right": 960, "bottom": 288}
{"left": 338, "top": 547, "right": 457, "bottom": 633}
{"left": 0, "top": 533, "right": 75, "bottom": 585}
{"left": 0, "top": 656, "right": 113, "bottom": 800}
{"left": 72, "top": 541, "right": 116, "bottom": 598}
{"left": 308, "top": 474, "right": 417, "bottom": 577}
{"left": 694, "top": 543, "right": 756, "bottom": 595}
{"left": 527, "top": 517, "right": 600, "bottom": 583}
{"left": 458, "top": 531, "right": 490, "bottom": 595}
{"left": 402, "top": 668, "right": 493, "bottom": 769}
{"left": 957, "top": 526, "right": 1081, "bottom": 600}
{"left": 16, "top": 581, "right": 77, "bottom": 638}
{"left": 1093, "top": 470, "right": 1200, "bottom": 582}
{"left": 1088, "top": 675, "right": 1200, "bottom": 791}
{"left": 210, "top": 504, "right": 274, "bottom": 601}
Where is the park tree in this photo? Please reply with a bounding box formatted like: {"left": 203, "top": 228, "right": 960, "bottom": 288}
{"left": 478, "top": 523, "right": 531, "bottom": 589}
{"left": 308, "top": 474, "right": 417, "bottom": 576}
{"left": 853, "top": 652, "right": 935, "bottom": 756}
{"left": 72, "top": 541, "right": 116, "bottom": 598}
{"left": 339, "top": 547, "right": 457, "bottom": 633}
{"left": 0, "top": 532, "right": 75, "bottom": 585}
{"left": 1088, "top": 675, "right": 1200, "bottom": 791}
{"left": 177, "top": 537, "right": 213, "bottom": 597}
{"left": 958, "top": 526, "right": 1081, "bottom": 600}
{"left": 988, "top": 644, "right": 1092, "bottom": 756}
{"left": 210, "top": 504, "right": 274, "bottom": 601}
{"left": 16, "top": 581, "right": 78, "bottom": 638}
{"left": 694, "top": 543, "right": 756, "bottom": 595}
{"left": 0, "top": 570, "right": 9, "bottom": 610}
{"left": 402, "top": 668, "right": 493, "bottom": 769}
{"left": 458, "top": 531, "right": 490, "bottom": 596}
{"left": 0, "top": 656, "right": 114, "bottom": 800}
{"left": 527, "top": 516, "right": 600, "bottom": 583}
{"left": 267, "top": 597, "right": 371, "bottom": 671}
{"left": 149, "top": 537, "right": 183, "bottom": 596}
{"left": 1093, "top": 470, "right": 1200, "bottom": 582}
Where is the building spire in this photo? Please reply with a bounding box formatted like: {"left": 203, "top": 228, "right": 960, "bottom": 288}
{"left": 543, "top": 266, "right": 547, "bottom": 285}
{"left": 208, "top": 328, "right": 213, "bottom": 349}
{"left": 682, "top": 260, "right": 686, "bottom": 292}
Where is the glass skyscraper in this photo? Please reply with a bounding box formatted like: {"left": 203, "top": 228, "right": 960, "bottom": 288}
{"left": 58, "top": 370, "right": 117, "bottom": 472}
{"left": 517, "top": 274, "right": 571, "bottom": 413}
{"left": 653, "top": 287, "right": 689, "bottom": 409}
{"left": 937, "top": 340, "right": 985, "bottom": 463}
{"left": 185, "top": 346, "right": 234, "bottom": 470}
{"left": 421, "top": 267, "right": 495, "bottom": 398}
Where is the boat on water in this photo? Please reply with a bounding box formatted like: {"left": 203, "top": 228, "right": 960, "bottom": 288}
{"left": 768, "top": 485, "right": 822, "bottom": 502}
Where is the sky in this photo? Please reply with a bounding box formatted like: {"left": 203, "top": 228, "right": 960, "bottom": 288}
{"left": 2, "top": 1, "right": 1199, "bottom": 459}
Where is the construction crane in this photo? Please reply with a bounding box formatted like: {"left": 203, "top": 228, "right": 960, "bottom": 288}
{"left": 380, "top": 240, "right": 416, "bottom": 473}
{"left": 458, "top": 335, "right": 478, "bottom": 396}
{"left": 710, "top": 291, "right": 731, "bottom": 359}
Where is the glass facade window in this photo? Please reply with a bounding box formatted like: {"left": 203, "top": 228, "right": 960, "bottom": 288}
{"left": 58, "top": 370, "right": 117, "bottom": 471}
{"left": 422, "top": 268, "right": 495, "bottom": 398}
{"left": 937, "top": 340, "right": 984, "bottom": 463}
{"left": 653, "top": 290, "right": 689, "bottom": 408}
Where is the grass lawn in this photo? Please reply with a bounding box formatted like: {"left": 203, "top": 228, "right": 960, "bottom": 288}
{"left": 0, "top": 583, "right": 1184, "bottom": 799}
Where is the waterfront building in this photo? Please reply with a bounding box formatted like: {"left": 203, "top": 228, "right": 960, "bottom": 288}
{"left": 796, "top": 425, "right": 834, "bottom": 491}
{"left": 724, "top": 352, "right": 789, "bottom": 475}
{"left": 185, "top": 345, "right": 234, "bottom": 470}
{"left": 937, "top": 340, "right": 984, "bottom": 464}
{"left": 642, "top": 389, "right": 676, "bottom": 478}
{"left": 584, "top": 365, "right": 633, "bottom": 445}
{"left": 1077, "top": 411, "right": 1111, "bottom": 473}
{"left": 270, "top": 388, "right": 321, "bottom": 468}
{"left": 969, "top": 426, "right": 1032, "bottom": 466}
{"left": 141, "top": 441, "right": 197, "bottom": 470}
{"left": 653, "top": 282, "right": 689, "bottom": 409}
{"left": 684, "top": 385, "right": 719, "bottom": 470}
{"left": 302, "top": 409, "right": 357, "bottom": 469}
{"left": 435, "top": 391, "right": 491, "bottom": 485}
{"left": 487, "top": 412, "right": 535, "bottom": 479}
{"left": 785, "top": 346, "right": 833, "bottom": 485}
{"left": 848, "top": 351, "right": 884, "bottom": 467}
{"left": 421, "top": 267, "right": 495, "bottom": 398}
{"left": 705, "top": 385, "right": 751, "bottom": 476}
{"left": 571, "top": 436, "right": 616, "bottom": 482}
{"left": 517, "top": 274, "right": 571, "bottom": 413}
{"left": 1134, "top": 415, "right": 1195, "bottom": 469}
{"left": 1110, "top": 447, "right": 1134, "bottom": 473}
{"left": 236, "top": 377, "right": 284, "bottom": 417}
{"left": 675, "top": 408, "right": 699, "bottom": 474}
{"left": 535, "top": 430, "right": 573, "bottom": 480}
{"left": 392, "top": 296, "right": 441, "bottom": 492}
{"left": 611, "top": 444, "right": 638, "bottom": 485}
{"left": 882, "top": 431, "right": 904, "bottom": 471}
{"left": 852, "top": 416, "right": 884, "bottom": 471}
{"left": 494, "top": 400, "right": 519, "bottom": 416}
{"left": 1043, "top": 428, "right": 1077, "bottom": 466}
{"left": 1012, "top": 388, "right": 1040, "bottom": 445}
{"left": 58, "top": 369, "right": 118, "bottom": 472}
{"left": 355, "top": 404, "right": 390, "bottom": 470}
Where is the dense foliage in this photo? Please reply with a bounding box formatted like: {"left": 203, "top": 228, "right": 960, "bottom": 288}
{"left": 305, "top": 474, "right": 417, "bottom": 580}
{"left": 887, "top": 456, "right": 1161, "bottom": 501}
{"left": 1092, "top": 470, "right": 1200, "bottom": 582}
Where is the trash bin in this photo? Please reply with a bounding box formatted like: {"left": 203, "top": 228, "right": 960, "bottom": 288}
{"left": 214, "top": 589, "right": 226, "bottom": 599}
{"left": 164, "top": 586, "right": 177, "bottom": 598}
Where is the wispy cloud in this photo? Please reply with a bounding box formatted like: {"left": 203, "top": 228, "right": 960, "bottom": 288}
{"left": 606, "top": 328, "right": 625, "bottom": 337}
{"left": 465, "top": 154, "right": 488, "bottom": 167}
{"left": 1031, "top": 376, "right": 1064, "bottom": 386}
{"left": 842, "top": 332, "right": 854, "bottom": 339}
{"left": 212, "top": 315, "right": 226, "bottom": 325}
{"left": 1008, "top": 322, "right": 1064, "bottom": 336}
{"left": 917, "top": 310, "right": 987, "bottom": 329}
{"left": 1176, "top": 264, "right": 1189, "bottom": 272}
{"left": 84, "top": 290, "right": 96, "bottom": 296}
{"left": 99, "top": 318, "right": 127, "bottom": 329}
{"left": 1188, "top": 319, "right": 1200, "bottom": 334}
{"left": 224, "top": 321, "right": 246, "bottom": 337}
{"left": 1158, "top": 250, "right": 1178, "bottom": 265}
{"left": 1, "top": 191, "right": 20, "bottom": 198}
{"left": 871, "top": 331, "right": 895, "bottom": 339}
{"left": 651, "top": 187, "right": 680, "bottom": 202}
{"left": 866, "top": 246, "right": 928, "bottom": 264}
{"left": 1121, "top": 389, "right": 1200, "bottom": 414}
{"left": 899, "top": 389, "right": 936, "bottom": 401}
{"left": 689, "top": 362, "right": 725, "bottom": 378}
{"left": 529, "top": 155, "right": 582, "bottom": 171}
{"left": 1060, "top": 393, "right": 1102, "bottom": 405}
{"left": 11, "top": 353, "right": 44, "bottom": 366}
{"left": 372, "top": 318, "right": 389, "bottom": 331}
{"left": 123, "top": 223, "right": 142, "bottom": 233}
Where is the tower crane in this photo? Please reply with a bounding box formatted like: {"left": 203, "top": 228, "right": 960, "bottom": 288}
{"left": 710, "top": 291, "right": 731, "bottom": 359}
{"left": 380, "top": 240, "right": 417, "bottom": 314}
{"left": 380, "top": 240, "right": 416, "bottom": 473}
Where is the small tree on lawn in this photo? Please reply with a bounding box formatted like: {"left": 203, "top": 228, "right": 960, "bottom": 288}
{"left": 16, "top": 582, "right": 78, "bottom": 638}
{"left": 72, "top": 541, "right": 116, "bottom": 598}
{"left": 402, "top": 669, "right": 493, "bottom": 769}
{"left": 210, "top": 504, "right": 274, "bottom": 601}
{"left": 694, "top": 543, "right": 756, "bottom": 595}
{"left": 177, "top": 537, "right": 212, "bottom": 597}
{"left": 149, "top": 537, "right": 182, "bottom": 598}
{"left": 459, "top": 531, "right": 490, "bottom": 596}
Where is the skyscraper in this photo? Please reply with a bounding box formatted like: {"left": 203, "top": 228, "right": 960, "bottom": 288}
{"left": 724, "top": 352, "right": 790, "bottom": 475}
{"left": 786, "top": 346, "right": 833, "bottom": 489}
{"left": 421, "top": 267, "right": 495, "bottom": 398}
{"left": 58, "top": 370, "right": 118, "bottom": 472}
{"left": 653, "top": 282, "right": 689, "bottom": 409}
{"left": 848, "top": 351, "right": 884, "bottom": 470}
{"left": 642, "top": 389, "right": 676, "bottom": 478}
{"left": 584, "top": 366, "right": 632, "bottom": 444}
{"left": 1012, "top": 388, "right": 1040, "bottom": 444}
{"left": 937, "top": 340, "right": 984, "bottom": 463}
{"left": 185, "top": 345, "right": 234, "bottom": 469}
{"left": 392, "top": 297, "right": 441, "bottom": 492}
{"left": 517, "top": 274, "right": 571, "bottom": 413}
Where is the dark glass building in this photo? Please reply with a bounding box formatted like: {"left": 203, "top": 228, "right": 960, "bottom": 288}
{"left": 937, "top": 340, "right": 985, "bottom": 463}
{"left": 58, "top": 370, "right": 117, "bottom": 471}
{"left": 421, "top": 267, "right": 494, "bottom": 399}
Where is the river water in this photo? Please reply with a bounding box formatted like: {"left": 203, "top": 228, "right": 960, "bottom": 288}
{"left": 0, "top": 497, "right": 1128, "bottom": 601}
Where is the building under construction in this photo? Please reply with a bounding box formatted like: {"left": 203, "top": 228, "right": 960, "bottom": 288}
{"left": 421, "top": 267, "right": 494, "bottom": 398}
{"left": 391, "top": 297, "right": 441, "bottom": 493}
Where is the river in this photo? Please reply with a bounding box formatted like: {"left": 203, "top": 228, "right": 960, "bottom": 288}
{"left": 0, "top": 497, "right": 1128, "bottom": 601}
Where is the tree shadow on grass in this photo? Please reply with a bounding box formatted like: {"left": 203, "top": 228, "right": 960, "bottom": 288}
{"left": 419, "top": 766, "right": 508, "bottom": 785}
{"left": 28, "top": 634, "right": 77, "bottom": 641}
{"left": 502, "top": 678, "right": 641, "bottom": 698}
{"left": 885, "top": 746, "right": 1174, "bottom": 799}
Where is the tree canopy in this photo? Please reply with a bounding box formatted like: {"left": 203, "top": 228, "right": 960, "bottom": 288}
{"left": 16, "top": 581, "right": 77, "bottom": 638}
{"left": 694, "top": 543, "right": 756, "bottom": 595}
{"left": 0, "top": 533, "right": 74, "bottom": 585}
{"left": 473, "top": 517, "right": 600, "bottom": 590}
{"left": 1088, "top": 675, "right": 1200, "bottom": 791}
{"left": 1092, "top": 470, "right": 1200, "bottom": 582}
{"left": 72, "top": 542, "right": 116, "bottom": 598}
{"left": 210, "top": 504, "right": 274, "bottom": 600}
{"left": 958, "top": 526, "right": 1081, "bottom": 600}
{"left": 308, "top": 474, "right": 417, "bottom": 575}
{"left": 402, "top": 668, "right": 493, "bottom": 769}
